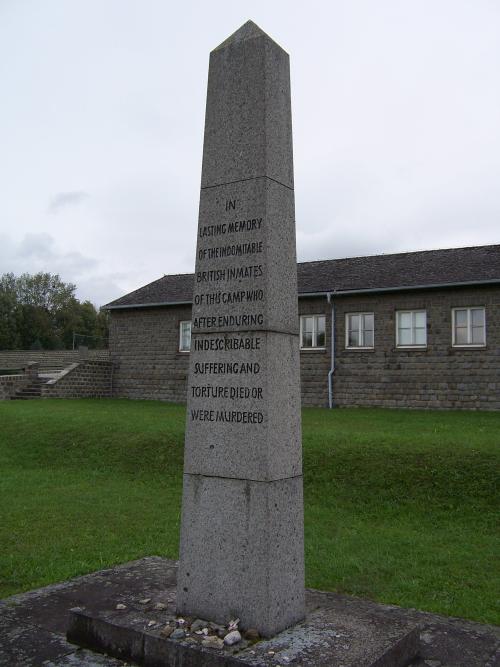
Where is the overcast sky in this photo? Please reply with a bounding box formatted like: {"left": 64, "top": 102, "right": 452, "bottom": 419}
{"left": 1, "top": 1, "right": 499, "bottom": 307}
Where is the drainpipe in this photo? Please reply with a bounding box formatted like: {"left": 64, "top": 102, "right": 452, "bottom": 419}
{"left": 327, "top": 292, "right": 336, "bottom": 408}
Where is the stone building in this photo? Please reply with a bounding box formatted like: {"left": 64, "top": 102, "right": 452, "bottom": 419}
{"left": 105, "top": 244, "right": 500, "bottom": 410}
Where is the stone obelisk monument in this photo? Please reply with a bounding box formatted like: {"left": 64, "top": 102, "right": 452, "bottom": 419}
{"left": 177, "top": 21, "right": 305, "bottom": 637}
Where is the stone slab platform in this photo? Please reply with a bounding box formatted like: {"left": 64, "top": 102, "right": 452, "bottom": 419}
{"left": 1, "top": 557, "right": 499, "bottom": 666}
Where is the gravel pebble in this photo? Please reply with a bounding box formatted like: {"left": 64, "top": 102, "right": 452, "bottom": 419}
{"left": 171, "top": 628, "right": 186, "bottom": 640}
{"left": 191, "top": 618, "right": 209, "bottom": 633}
{"left": 224, "top": 630, "right": 241, "bottom": 646}
{"left": 160, "top": 625, "right": 174, "bottom": 637}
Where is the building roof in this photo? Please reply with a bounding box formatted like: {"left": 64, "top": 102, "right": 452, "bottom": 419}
{"left": 105, "top": 244, "right": 500, "bottom": 309}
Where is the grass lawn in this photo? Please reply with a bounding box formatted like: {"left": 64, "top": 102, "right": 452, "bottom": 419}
{"left": 0, "top": 399, "right": 498, "bottom": 625}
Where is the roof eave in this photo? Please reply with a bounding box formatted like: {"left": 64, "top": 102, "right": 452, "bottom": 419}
{"left": 319, "top": 278, "right": 500, "bottom": 297}
{"left": 105, "top": 278, "right": 500, "bottom": 310}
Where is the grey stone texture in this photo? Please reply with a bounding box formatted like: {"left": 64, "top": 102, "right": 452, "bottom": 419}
{"left": 0, "top": 373, "right": 30, "bottom": 399}
{"left": 109, "top": 305, "right": 192, "bottom": 402}
{"left": 41, "top": 360, "right": 113, "bottom": 399}
{"left": 178, "top": 20, "right": 304, "bottom": 636}
{"left": 177, "top": 475, "right": 305, "bottom": 635}
{"left": 184, "top": 331, "right": 301, "bottom": 480}
{"left": 193, "top": 178, "right": 298, "bottom": 335}
{"left": 201, "top": 22, "right": 293, "bottom": 189}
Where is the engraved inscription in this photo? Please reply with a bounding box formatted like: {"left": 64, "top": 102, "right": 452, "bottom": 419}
{"left": 190, "top": 193, "right": 268, "bottom": 426}
{"left": 194, "top": 336, "right": 261, "bottom": 351}
{"left": 191, "top": 386, "right": 263, "bottom": 399}
{"left": 198, "top": 240, "right": 263, "bottom": 260}
{"left": 190, "top": 409, "right": 264, "bottom": 424}
{"left": 196, "top": 265, "right": 263, "bottom": 283}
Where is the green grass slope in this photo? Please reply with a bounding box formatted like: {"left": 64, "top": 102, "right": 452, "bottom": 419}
{"left": 0, "top": 399, "right": 498, "bottom": 624}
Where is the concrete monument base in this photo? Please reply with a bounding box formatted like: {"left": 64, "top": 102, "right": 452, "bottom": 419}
{"left": 66, "top": 558, "right": 419, "bottom": 667}
{"left": 3, "top": 557, "right": 499, "bottom": 666}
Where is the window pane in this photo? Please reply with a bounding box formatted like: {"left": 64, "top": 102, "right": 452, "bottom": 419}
{"left": 316, "top": 316, "right": 325, "bottom": 347}
{"left": 180, "top": 322, "right": 191, "bottom": 350}
{"left": 415, "top": 327, "right": 426, "bottom": 345}
{"left": 398, "top": 328, "right": 412, "bottom": 346}
{"left": 414, "top": 311, "right": 426, "bottom": 328}
{"left": 398, "top": 312, "right": 411, "bottom": 328}
{"left": 302, "top": 331, "right": 313, "bottom": 347}
{"left": 363, "top": 329, "right": 373, "bottom": 347}
{"left": 348, "top": 330, "right": 359, "bottom": 347}
{"left": 455, "top": 309, "right": 467, "bottom": 327}
{"left": 471, "top": 326, "right": 485, "bottom": 345}
{"left": 455, "top": 326, "right": 468, "bottom": 345}
{"left": 471, "top": 309, "right": 485, "bottom": 326}
{"left": 303, "top": 316, "right": 314, "bottom": 334}
{"left": 363, "top": 313, "right": 374, "bottom": 331}
{"left": 349, "top": 314, "right": 360, "bottom": 332}
{"left": 301, "top": 316, "right": 313, "bottom": 347}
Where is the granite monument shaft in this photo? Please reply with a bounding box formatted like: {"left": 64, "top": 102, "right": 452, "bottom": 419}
{"left": 177, "top": 21, "right": 305, "bottom": 637}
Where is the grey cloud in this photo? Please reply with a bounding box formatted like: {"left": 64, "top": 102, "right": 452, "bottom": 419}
{"left": 13, "top": 233, "right": 98, "bottom": 273}
{"left": 48, "top": 191, "right": 89, "bottom": 214}
{"left": 0, "top": 232, "right": 112, "bottom": 305}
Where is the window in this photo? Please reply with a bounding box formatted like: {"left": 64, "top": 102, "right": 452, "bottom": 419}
{"left": 452, "top": 308, "right": 485, "bottom": 346}
{"left": 300, "top": 315, "right": 326, "bottom": 349}
{"left": 396, "top": 310, "right": 427, "bottom": 347}
{"left": 346, "top": 313, "right": 374, "bottom": 348}
{"left": 179, "top": 320, "right": 191, "bottom": 352}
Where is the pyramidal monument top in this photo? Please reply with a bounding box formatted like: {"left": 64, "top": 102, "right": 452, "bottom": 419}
{"left": 213, "top": 19, "right": 280, "bottom": 51}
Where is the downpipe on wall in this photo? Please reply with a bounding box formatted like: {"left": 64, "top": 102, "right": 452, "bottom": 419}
{"left": 327, "top": 292, "right": 335, "bottom": 408}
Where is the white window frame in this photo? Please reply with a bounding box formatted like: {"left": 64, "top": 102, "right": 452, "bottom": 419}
{"left": 300, "top": 314, "right": 326, "bottom": 350}
{"left": 452, "top": 307, "right": 486, "bottom": 347}
{"left": 345, "top": 312, "right": 374, "bottom": 349}
{"left": 396, "top": 310, "right": 427, "bottom": 348}
{"left": 179, "top": 320, "right": 192, "bottom": 352}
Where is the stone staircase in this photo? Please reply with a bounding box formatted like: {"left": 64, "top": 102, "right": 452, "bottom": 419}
{"left": 11, "top": 377, "right": 49, "bottom": 400}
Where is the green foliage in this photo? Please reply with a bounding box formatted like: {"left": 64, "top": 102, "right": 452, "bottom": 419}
{"left": 0, "top": 277, "right": 20, "bottom": 349}
{"left": 0, "top": 401, "right": 498, "bottom": 624}
{"left": 0, "top": 272, "right": 109, "bottom": 350}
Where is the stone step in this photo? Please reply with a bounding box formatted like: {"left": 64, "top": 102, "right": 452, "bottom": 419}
{"left": 12, "top": 385, "right": 42, "bottom": 399}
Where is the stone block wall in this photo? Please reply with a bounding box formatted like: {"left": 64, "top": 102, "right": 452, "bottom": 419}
{"left": 42, "top": 361, "right": 113, "bottom": 399}
{"left": 108, "top": 284, "right": 500, "bottom": 410}
{"left": 298, "top": 296, "right": 331, "bottom": 407}
{"left": 332, "top": 285, "right": 500, "bottom": 410}
{"left": 109, "top": 306, "right": 192, "bottom": 402}
{"left": 0, "top": 374, "right": 30, "bottom": 400}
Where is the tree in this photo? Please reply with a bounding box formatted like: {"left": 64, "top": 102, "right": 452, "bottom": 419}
{"left": 0, "top": 272, "right": 109, "bottom": 350}
{"left": 0, "top": 274, "right": 21, "bottom": 349}
{"left": 15, "top": 273, "right": 76, "bottom": 311}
